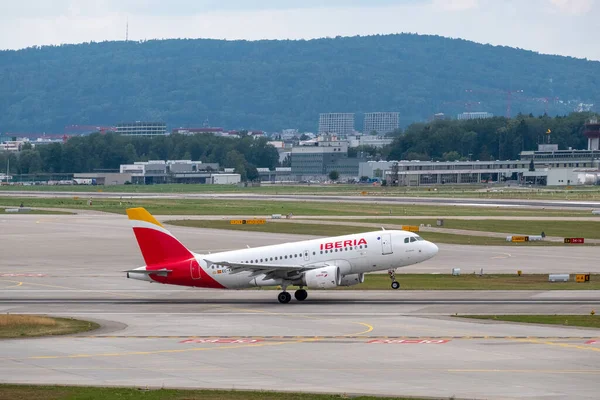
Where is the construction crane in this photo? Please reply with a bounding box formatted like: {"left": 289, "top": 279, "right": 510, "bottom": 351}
{"left": 465, "top": 88, "right": 527, "bottom": 118}
{"left": 64, "top": 125, "right": 116, "bottom": 135}
{"left": 442, "top": 100, "right": 483, "bottom": 113}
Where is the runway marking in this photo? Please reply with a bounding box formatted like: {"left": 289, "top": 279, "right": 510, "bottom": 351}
{"left": 368, "top": 339, "right": 450, "bottom": 344}
{"left": 0, "top": 274, "right": 45, "bottom": 277}
{"left": 491, "top": 252, "right": 512, "bottom": 259}
{"left": 516, "top": 338, "right": 600, "bottom": 353}
{"left": 25, "top": 336, "right": 321, "bottom": 360}
{"left": 2, "top": 281, "right": 23, "bottom": 288}
{"left": 179, "top": 339, "right": 263, "bottom": 344}
{"left": 74, "top": 335, "right": 599, "bottom": 340}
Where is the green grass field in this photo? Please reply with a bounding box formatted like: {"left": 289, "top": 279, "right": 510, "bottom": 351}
{"left": 0, "top": 315, "right": 99, "bottom": 338}
{"left": 0, "top": 385, "right": 420, "bottom": 400}
{"left": 458, "top": 315, "right": 600, "bottom": 328}
{"left": 327, "top": 218, "right": 600, "bottom": 239}
{"left": 0, "top": 196, "right": 593, "bottom": 217}
{"left": 164, "top": 220, "right": 593, "bottom": 246}
{"left": 263, "top": 274, "right": 600, "bottom": 291}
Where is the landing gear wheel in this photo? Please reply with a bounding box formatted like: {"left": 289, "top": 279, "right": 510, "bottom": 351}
{"left": 278, "top": 291, "right": 292, "bottom": 304}
{"left": 391, "top": 281, "right": 400, "bottom": 290}
{"left": 294, "top": 289, "right": 308, "bottom": 301}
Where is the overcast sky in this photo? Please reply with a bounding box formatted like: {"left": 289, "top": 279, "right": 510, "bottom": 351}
{"left": 0, "top": 0, "right": 598, "bottom": 60}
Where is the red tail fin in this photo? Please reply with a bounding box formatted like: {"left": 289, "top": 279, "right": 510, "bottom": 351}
{"left": 126, "top": 208, "right": 193, "bottom": 266}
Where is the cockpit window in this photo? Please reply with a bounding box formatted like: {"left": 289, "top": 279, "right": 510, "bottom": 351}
{"left": 415, "top": 236, "right": 424, "bottom": 241}
{"left": 410, "top": 237, "right": 416, "bottom": 242}
{"left": 404, "top": 238, "right": 409, "bottom": 244}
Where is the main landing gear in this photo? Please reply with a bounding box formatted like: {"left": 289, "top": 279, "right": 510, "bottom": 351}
{"left": 277, "top": 286, "right": 308, "bottom": 303}
{"left": 294, "top": 289, "right": 308, "bottom": 301}
{"left": 277, "top": 291, "right": 292, "bottom": 304}
{"left": 389, "top": 269, "right": 400, "bottom": 290}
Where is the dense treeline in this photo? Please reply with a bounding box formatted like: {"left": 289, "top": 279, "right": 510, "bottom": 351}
{"left": 1, "top": 113, "right": 596, "bottom": 180}
{"left": 386, "top": 112, "right": 596, "bottom": 162}
{"left": 0, "top": 133, "right": 280, "bottom": 181}
{"left": 0, "top": 34, "right": 599, "bottom": 133}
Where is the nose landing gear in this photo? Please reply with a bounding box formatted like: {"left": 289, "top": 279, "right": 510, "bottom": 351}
{"left": 389, "top": 270, "right": 400, "bottom": 290}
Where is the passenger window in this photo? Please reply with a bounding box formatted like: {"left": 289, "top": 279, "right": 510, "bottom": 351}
{"left": 364, "top": 245, "right": 368, "bottom": 249}
{"left": 284, "top": 256, "right": 288, "bottom": 259}
{"left": 313, "top": 252, "right": 316, "bottom": 255}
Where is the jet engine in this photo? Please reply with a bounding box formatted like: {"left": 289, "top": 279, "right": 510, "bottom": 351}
{"left": 339, "top": 273, "right": 365, "bottom": 287}
{"left": 303, "top": 266, "right": 341, "bottom": 289}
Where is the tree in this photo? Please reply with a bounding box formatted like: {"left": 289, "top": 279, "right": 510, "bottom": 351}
{"left": 442, "top": 151, "right": 461, "bottom": 161}
{"left": 329, "top": 170, "right": 339, "bottom": 181}
{"left": 1, "top": 34, "right": 596, "bottom": 133}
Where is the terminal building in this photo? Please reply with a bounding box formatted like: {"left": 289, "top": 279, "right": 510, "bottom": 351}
{"left": 119, "top": 160, "right": 239, "bottom": 184}
{"left": 358, "top": 119, "right": 600, "bottom": 187}
{"left": 291, "top": 136, "right": 364, "bottom": 180}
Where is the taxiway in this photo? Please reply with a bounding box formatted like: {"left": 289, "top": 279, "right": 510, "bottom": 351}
{"left": 1, "top": 213, "right": 599, "bottom": 399}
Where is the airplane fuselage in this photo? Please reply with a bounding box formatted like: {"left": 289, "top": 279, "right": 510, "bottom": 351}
{"left": 129, "top": 229, "right": 438, "bottom": 290}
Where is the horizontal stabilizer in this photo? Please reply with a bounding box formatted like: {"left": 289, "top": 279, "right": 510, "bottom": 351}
{"left": 124, "top": 268, "right": 172, "bottom": 277}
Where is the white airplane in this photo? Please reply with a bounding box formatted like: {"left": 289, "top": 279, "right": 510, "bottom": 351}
{"left": 125, "top": 208, "right": 439, "bottom": 303}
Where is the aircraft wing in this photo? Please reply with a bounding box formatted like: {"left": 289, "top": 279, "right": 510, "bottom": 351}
{"left": 204, "top": 259, "right": 318, "bottom": 278}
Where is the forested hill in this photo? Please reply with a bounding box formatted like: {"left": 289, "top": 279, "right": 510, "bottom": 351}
{"left": 1, "top": 34, "right": 599, "bottom": 133}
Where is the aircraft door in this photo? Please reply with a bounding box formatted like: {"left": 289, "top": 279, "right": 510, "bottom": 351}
{"left": 381, "top": 233, "right": 393, "bottom": 255}
{"left": 190, "top": 259, "right": 202, "bottom": 280}
{"left": 304, "top": 250, "right": 310, "bottom": 261}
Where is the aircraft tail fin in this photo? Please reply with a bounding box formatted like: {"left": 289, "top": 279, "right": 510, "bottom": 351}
{"left": 126, "top": 208, "right": 194, "bottom": 266}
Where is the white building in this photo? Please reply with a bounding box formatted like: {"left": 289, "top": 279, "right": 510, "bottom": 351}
{"left": 457, "top": 112, "right": 494, "bottom": 120}
{"left": 363, "top": 112, "right": 400, "bottom": 135}
{"left": 347, "top": 135, "right": 393, "bottom": 148}
{"left": 116, "top": 122, "right": 167, "bottom": 136}
{"left": 212, "top": 174, "right": 241, "bottom": 185}
{"left": 318, "top": 113, "right": 355, "bottom": 135}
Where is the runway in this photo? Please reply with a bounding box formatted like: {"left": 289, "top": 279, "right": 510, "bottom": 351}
{"left": 1, "top": 213, "right": 600, "bottom": 399}
{"left": 3, "top": 189, "right": 600, "bottom": 209}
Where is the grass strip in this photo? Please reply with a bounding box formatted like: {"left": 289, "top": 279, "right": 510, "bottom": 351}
{"left": 0, "top": 315, "right": 99, "bottom": 338}
{"left": 0, "top": 385, "right": 422, "bottom": 400}
{"left": 0, "top": 196, "right": 593, "bottom": 217}
{"left": 2, "top": 183, "right": 600, "bottom": 200}
{"left": 457, "top": 315, "right": 600, "bottom": 328}
{"left": 165, "top": 220, "right": 589, "bottom": 246}
{"left": 256, "top": 274, "right": 600, "bottom": 291}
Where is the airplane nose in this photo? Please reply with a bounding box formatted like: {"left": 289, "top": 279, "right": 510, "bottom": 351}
{"left": 428, "top": 241, "right": 439, "bottom": 257}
